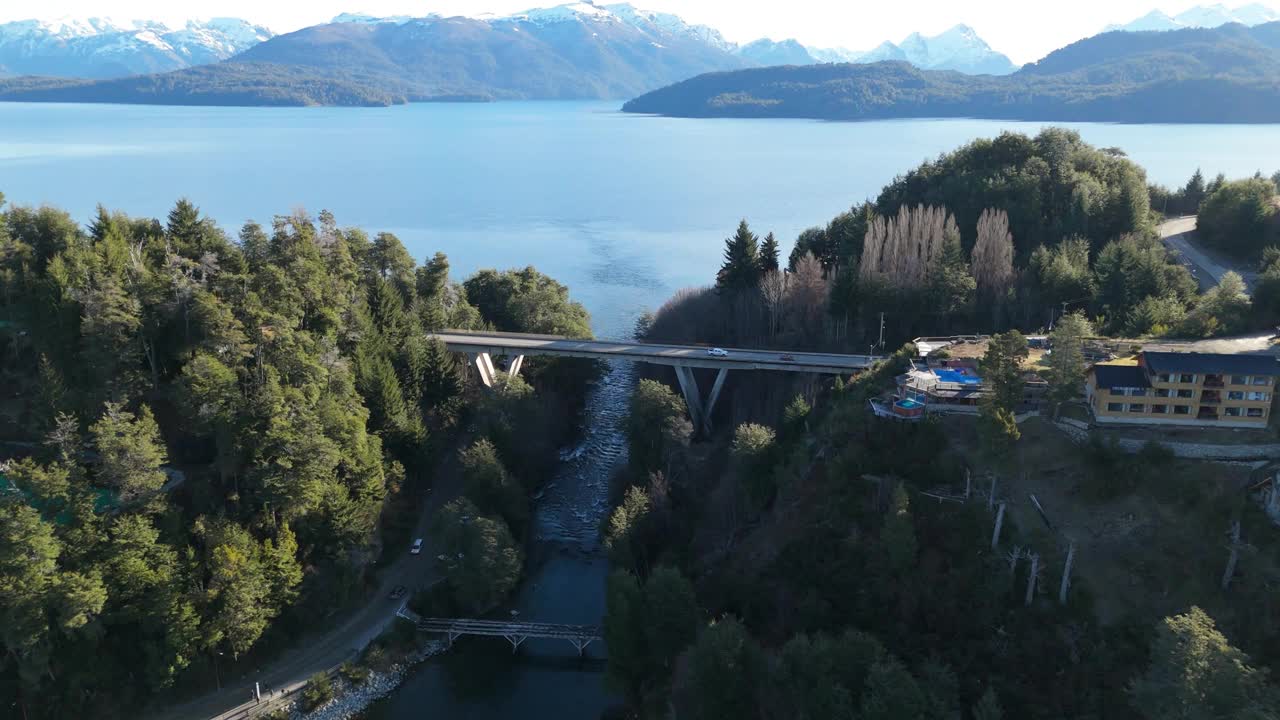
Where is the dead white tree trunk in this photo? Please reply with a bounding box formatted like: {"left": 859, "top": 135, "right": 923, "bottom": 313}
{"left": 1025, "top": 553, "right": 1040, "bottom": 607}
{"left": 992, "top": 503, "right": 1007, "bottom": 550}
{"left": 965, "top": 469, "right": 972, "bottom": 499}
{"left": 1007, "top": 545, "right": 1022, "bottom": 590}
{"left": 988, "top": 476, "right": 998, "bottom": 510}
{"left": 1059, "top": 543, "right": 1076, "bottom": 605}
{"left": 1222, "top": 520, "right": 1242, "bottom": 591}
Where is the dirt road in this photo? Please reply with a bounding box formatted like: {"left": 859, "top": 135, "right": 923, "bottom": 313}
{"left": 148, "top": 450, "right": 464, "bottom": 720}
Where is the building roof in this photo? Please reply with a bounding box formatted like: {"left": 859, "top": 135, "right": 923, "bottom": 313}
{"left": 1142, "top": 351, "right": 1280, "bottom": 376}
{"left": 1093, "top": 364, "right": 1151, "bottom": 390}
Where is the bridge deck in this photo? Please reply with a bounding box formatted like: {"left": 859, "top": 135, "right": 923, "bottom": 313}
{"left": 431, "top": 330, "right": 881, "bottom": 374}
{"left": 417, "top": 617, "right": 602, "bottom": 654}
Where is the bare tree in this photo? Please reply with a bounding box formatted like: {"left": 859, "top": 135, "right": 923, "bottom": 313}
{"left": 787, "top": 252, "right": 829, "bottom": 343}
{"left": 860, "top": 204, "right": 958, "bottom": 290}
{"left": 760, "top": 270, "right": 787, "bottom": 340}
{"left": 972, "top": 208, "right": 1015, "bottom": 297}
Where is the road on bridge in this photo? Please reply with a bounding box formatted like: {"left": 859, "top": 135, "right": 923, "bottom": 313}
{"left": 431, "top": 331, "right": 882, "bottom": 375}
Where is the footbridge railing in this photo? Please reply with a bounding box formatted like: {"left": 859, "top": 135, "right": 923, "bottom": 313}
{"left": 416, "top": 617, "right": 602, "bottom": 655}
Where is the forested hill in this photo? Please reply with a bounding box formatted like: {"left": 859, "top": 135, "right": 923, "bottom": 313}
{"left": 0, "top": 9, "right": 746, "bottom": 107}
{"left": 623, "top": 22, "right": 1280, "bottom": 123}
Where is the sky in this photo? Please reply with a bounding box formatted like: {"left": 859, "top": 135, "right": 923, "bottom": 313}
{"left": 2, "top": 0, "right": 1279, "bottom": 64}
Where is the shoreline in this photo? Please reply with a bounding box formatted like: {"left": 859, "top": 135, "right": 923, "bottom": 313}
{"left": 287, "top": 640, "right": 446, "bottom": 720}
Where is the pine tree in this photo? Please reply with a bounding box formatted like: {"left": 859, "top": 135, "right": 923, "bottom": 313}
{"left": 881, "top": 483, "right": 918, "bottom": 574}
{"left": 1184, "top": 168, "right": 1206, "bottom": 208}
{"left": 644, "top": 566, "right": 699, "bottom": 669}
{"left": 759, "top": 232, "right": 780, "bottom": 274}
{"left": 1046, "top": 312, "right": 1094, "bottom": 409}
{"left": 419, "top": 339, "right": 462, "bottom": 424}
{"left": 717, "top": 220, "right": 762, "bottom": 291}
{"left": 604, "top": 569, "right": 648, "bottom": 700}
{"left": 90, "top": 403, "right": 169, "bottom": 503}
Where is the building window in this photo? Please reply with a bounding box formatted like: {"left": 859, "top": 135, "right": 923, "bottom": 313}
{"left": 1154, "top": 388, "right": 1171, "bottom": 398}
{"left": 1129, "top": 388, "right": 1146, "bottom": 397}
{"left": 1151, "top": 404, "right": 1167, "bottom": 414}
{"left": 1231, "top": 375, "right": 1249, "bottom": 385}
{"left": 1225, "top": 407, "right": 1242, "bottom": 417}
{"left": 1174, "top": 405, "right": 1191, "bottom": 415}
{"left": 1109, "top": 387, "right": 1125, "bottom": 396}
{"left": 1157, "top": 373, "right": 1171, "bottom": 383}
{"left": 1129, "top": 404, "right": 1145, "bottom": 413}
{"left": 1107, "top": 403, "right": 1124, "bottom": 412}
{"left": 1228, "top": 391, "right": 1245, "bottom": 401}
{"left": 1253, "top": 377, "right": 1271, "bottom": 386}
{"left": 1180, "top": 374, "right": 1196, "bottom": 384}
{"left": 1248, "top": 408, "right": 1265, "bottom": 418}
{"left": 1248, "top": 392, "right": 1270, "bottom": 402}
{"left": 1177, "top": 389, "right": 1195, "bottom": 399}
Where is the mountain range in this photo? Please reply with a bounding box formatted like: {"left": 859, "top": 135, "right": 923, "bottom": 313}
{"left": 1106, "top": 3, "right": 1280, "bottom": 32}
{"left": 622, "top": 22, "right": 1280, "bottom": 123}
{"left": 734, "top": 25, "right": 1018, "bottom": 75}
{"left": 0, "top": 17, "right": 273, "bottom": 78}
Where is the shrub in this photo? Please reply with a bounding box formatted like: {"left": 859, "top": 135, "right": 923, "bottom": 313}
{"left": 302, "top": 672, "right": 334, "bottom": 711}
{"left": 340, "top": 661, "right": 370, "bottom": 684}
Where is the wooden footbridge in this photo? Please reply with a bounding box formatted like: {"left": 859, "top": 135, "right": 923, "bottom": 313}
{"left": 398, "top": 605, "right": 601, "bottom": 655}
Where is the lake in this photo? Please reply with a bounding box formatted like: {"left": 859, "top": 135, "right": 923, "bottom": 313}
{"left": 3, "top": 101, "right": 1279, "bottom": 720}
{"left": 3, "top": 101, "right": 1279, "bottom": 340}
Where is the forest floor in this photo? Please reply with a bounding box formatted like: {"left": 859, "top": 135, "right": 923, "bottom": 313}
{"left": 943, "top": 416, "right": 1271, "bottom": 625}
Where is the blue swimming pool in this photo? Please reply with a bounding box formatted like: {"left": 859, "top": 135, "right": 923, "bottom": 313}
{"left": 896, "top": 399, "right": 924, "bottom": 410}
{"left": 933, "top": 368, "right": 983, "bottom": 385}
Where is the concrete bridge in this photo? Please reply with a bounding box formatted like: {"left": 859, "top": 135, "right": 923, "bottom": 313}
{"left": 430, "top": 330, "right": 882, "bottom": 432}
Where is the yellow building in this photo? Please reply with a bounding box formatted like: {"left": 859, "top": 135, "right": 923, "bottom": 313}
{"left": 1086, "top": 352, "right": 1277, "bottom": 428}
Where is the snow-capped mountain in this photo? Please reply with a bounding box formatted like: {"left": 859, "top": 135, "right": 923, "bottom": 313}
{"left": 734, "top": 38, "right": 817, "bottom": 66}
{"left": 1106, "top": 3, "right": 1280, "bottom": 32}
{"left": 814, "top": 25, "right": 1016, "bottom": 75}
{"left": 0, "top": 16, "right": 273, "bottom": 78}
{"left": 806, "top": 46, "right": 865, "bottom": 63}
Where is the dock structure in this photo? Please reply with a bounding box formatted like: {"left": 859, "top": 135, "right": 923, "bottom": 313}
{"left": 431, "top": 330, "right": 882, "bottom": 433}
{"left": 416, "top": 617, "right": 602, "bottom": 655}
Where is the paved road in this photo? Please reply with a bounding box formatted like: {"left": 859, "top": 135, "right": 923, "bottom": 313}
{"left": 432, "top": 331, "right": 882, "bottom": 374}
{"left": 1159, "top": 216, "right": 1257, "bottom": 292}
{"left": 148, "top": 449, "right": 465, "bottom": 720}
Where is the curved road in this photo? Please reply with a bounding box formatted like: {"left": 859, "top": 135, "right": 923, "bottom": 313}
{"left": 149, "top": 451, "right": 465, "bottom": 720}
{"left": 1159, "top": 216, "right": 1257, "bottom": 292}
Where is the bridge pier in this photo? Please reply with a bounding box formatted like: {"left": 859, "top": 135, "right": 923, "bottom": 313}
{"left": 674, "top": 365, "right": 729, "bottom": 434}
{"left": 471, "top": 353, "right": 526, "bottom": 388}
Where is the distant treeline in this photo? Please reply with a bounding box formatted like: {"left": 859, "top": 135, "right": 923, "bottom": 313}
{"left": 624, "top": 23, "right": 1280, "bottom": 124}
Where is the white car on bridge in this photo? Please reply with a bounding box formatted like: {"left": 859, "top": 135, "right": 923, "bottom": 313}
{"left": 706, "top": 348, "right": 729, "bottom": 357}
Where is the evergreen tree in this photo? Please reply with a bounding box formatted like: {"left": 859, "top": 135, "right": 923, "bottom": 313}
{"left": 1184, "top": 169, "right": 1207, "bottom": 211}
{"left": 626, "top": 379, "right": 692, "bottom": 476}
{"left": 881, "top": 483, "right": 918, "bottom": 575}
{"left": 90, "top": 403, "right": 168, "bottom": 504}
{"left": 717, "top": 220, "right": 762, "bottom": 291}
{"left": 644, "top": 566, "right": 698, "bottom": 669}
{"left": 687, "top": 617, "right": 765, "bottom": 720}
{"left": 1046, "top": 312, "right": 1094, "bottom": 409}
{"left": 859, "top": 658, "right": 929, "bottom": 720}
{"left": 1130, "top": 607, "right": 1279, "bottom": 719}
{"left": 603, "top": 569, "right": 648, "bottom": 700}
{"left": 760, "top": 232, "right": 781, "bottom": 274}
{"left": 981, "top": 331, "right": 1029, "bottom": 411}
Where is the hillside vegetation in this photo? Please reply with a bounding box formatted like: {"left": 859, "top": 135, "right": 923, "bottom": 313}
{"left": 0, "top": 12, "right": 746, "bottom": 107}
{"left": 623, "top": 23, "right": 1280, "bottom": 123}
{"left": 0, "top": 194, "right": 594, "bottom": 717}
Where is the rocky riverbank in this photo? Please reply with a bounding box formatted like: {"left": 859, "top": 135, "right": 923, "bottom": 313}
{"left": 290, "top": 641, "right": 446, "bottom": 720}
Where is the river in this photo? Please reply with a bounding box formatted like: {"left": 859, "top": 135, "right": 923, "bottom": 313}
{"left": 4, "top": 101, "right": 1279, "bottom": 719}
{"left": 362, "top": 358, "right": 634, "bottom": 720}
